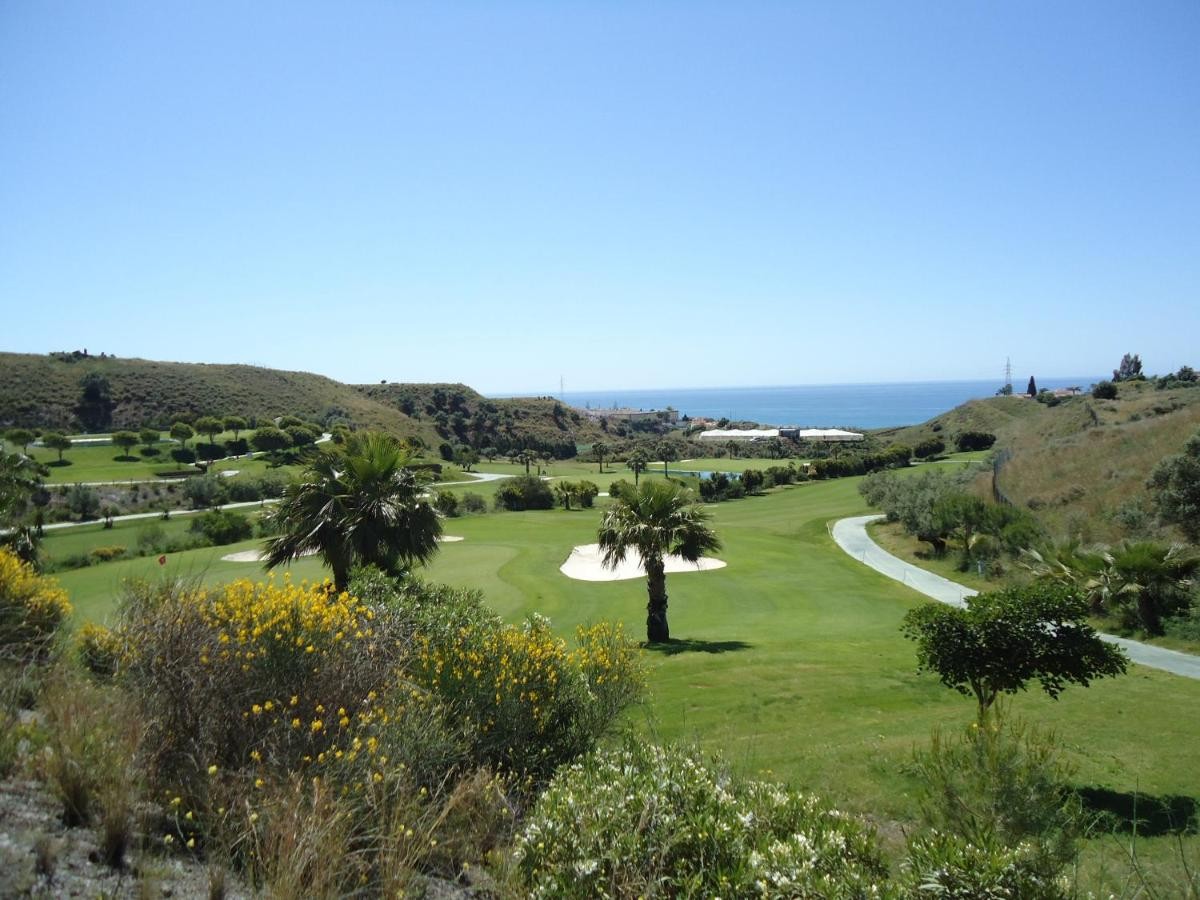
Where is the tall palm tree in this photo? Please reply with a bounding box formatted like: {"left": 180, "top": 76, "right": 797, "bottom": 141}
{"left": 263, "top": 432, "right": 441, "bottom": 592}
{"left": 598, "top": 480, "right": 721, "bottom": 643}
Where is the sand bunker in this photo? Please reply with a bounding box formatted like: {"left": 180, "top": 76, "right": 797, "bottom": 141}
{"left": 560, "top": 543, "right": 726, "bottom": 582}
{"left": 222, "top": 536, "right": 464, "bottom": 563}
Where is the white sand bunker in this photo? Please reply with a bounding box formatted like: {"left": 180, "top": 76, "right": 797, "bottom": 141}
{"left": 222, "top": 537, "right": 464, "bottom": 563}
{"left": 221, "top": 548, "right": 319, "bottom": 563}
{"left": 560, "top": 543, "right": 726, "bottom": 582}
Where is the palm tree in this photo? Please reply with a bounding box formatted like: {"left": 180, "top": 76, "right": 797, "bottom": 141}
{"left": 592, "top": 441, "right": 609, "bottom": 473}
{"left": 598, "top": 480, "right": 721, "bottom": 643}
{"left": 626, "top": 448, "right": 649, "bottom": 485}
{"left": 262, "top": 432, "right": 441, "bottom": 592}
{"left": 1110, "top": 541, "right": 1198, "bottom": 634}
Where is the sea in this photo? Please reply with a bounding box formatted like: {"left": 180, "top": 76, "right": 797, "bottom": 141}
{"left": 500, "top": 378, "right": 1104, "bottom": 430}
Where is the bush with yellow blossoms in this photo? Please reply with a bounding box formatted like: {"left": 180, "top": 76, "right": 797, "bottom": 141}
{"left": 114, "top": 576, "right": 410, "bottom": 796}
{"left": 413, "top": 613, "right": 644, "bottom": 782}
{"left": 0, "top": 547, "right": 72, "bottom": 666}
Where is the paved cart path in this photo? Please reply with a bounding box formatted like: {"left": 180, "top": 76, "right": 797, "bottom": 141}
{"left": 831, "top": 514, "right": 1200, "bottom": 681}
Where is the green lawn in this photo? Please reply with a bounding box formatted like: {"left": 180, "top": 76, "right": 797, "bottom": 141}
{"left": 57, "top": 474, "right": 1200, "bottom": 891}
{"left": 28, "top": 440, "right": 279, "bottom": 485}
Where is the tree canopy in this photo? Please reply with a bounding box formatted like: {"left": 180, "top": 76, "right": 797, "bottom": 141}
{"left": 263, "top": 431, "right": 441, "bottom": 591}
{"left": 901, "top": 583, "right": 1127, "bottom": 721}
{"left": 1148, "top": 429, "right": 1200, "bottom": 543}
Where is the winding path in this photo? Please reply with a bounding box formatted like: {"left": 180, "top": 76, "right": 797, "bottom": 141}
{"left": 831, "top": 514, "right": 1200, "bottom": 681}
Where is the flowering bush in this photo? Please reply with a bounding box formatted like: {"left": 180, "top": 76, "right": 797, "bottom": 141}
{"left": 901, "top": 831, "right": 1070, "bottom": 898}
{"left": 413, "top": 615, "right": 644, "bottom": 781}
{"left": 115, "top": 576, "right": 410, "bottom": 792}
{"left": 76, "top": 621, "right": 121, "bottom": 678}
{"left": 514, "top": 742, "right": 889, "bottom": 898}
{"left": 0, "top": 547, "right": 71, "bottom": 665}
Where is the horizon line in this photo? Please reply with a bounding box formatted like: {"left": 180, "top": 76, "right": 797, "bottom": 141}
{"left": 486, "top": 374, "right": 1105, "bottom": 397}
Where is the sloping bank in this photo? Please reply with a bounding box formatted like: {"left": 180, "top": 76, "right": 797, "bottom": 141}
{"left": 831, "top": 514, "right": 1200, "bottom": 681}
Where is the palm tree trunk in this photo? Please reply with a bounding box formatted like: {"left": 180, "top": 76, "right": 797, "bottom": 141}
{"left": 332, "top": 559, "right": 350, "bottom": 594}
{"left": 644, "top": 555, "right": 669, "bottom": 643}
{"left": 1138, "top": 590, "right": 1163, "bottom": 635}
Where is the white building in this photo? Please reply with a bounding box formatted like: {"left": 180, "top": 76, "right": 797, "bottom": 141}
{"left": 697, "top": 427, "right": 864, "bottom": 444}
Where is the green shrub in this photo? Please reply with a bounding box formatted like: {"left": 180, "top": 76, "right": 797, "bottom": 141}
{"left": 225, "top": 479, "right": 263, "bottom": 502}
{"left": 89, "top": 545, "right": 127, "bottom": 562}
{"left": 607, "top": 479, "right": 634, "bottom": 502}
{"left": 182, "top": 474, "right": 227, "bottom": 509}
{"left": 514, "top": 742, "right": 888, "bottom": 898}
{"left": 189, "top": 509, "right": 253, "bottom": 545}
{"left": 494, "top": 475, "right": 554, "bottom": 511}
{"left": 433, "top": 489, "right": 459, "bottom": 517}
{"left": 39, "top": 674, "right": 142, "bottom": 837}
{"left": 909, "top": 719, "right": 1086, "bottom": 878}
{"left": 459, "top": 492, "right": 487, "bottom": 514}
{"left": 900, "top": 831, "right": 1069, "bottom": 898}
{"left": 1092, "top": 380, "right": 1118, "bottom": 400}
{"left": 914, "top": 437, "right": 946, "bottom": 459}
{"left": 955, "top": 430, "right": 997, "bottom": 452}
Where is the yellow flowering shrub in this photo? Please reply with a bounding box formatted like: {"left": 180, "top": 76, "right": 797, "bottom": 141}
{"left": 115, "top": 576, "right": 408, "bottom": 792}
{"left": 413, "top": 614, "right": 644, "bottom": 781}
{"left": 0, "top": 547, "right": 71, "bottom": 665}
{"left": 76, "top": 621, "right": 121, "bottom": 678}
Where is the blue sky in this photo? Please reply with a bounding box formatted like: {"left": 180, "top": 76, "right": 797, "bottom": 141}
{"left": 2, "top": 1, "right": 1197, "bottom": 393}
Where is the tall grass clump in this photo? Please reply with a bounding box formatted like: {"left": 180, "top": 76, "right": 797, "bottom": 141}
{"left": 38, "top": 673, "right": 143, "bottom": 868}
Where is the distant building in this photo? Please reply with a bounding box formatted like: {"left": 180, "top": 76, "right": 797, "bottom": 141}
{"left": 578, "top": 407, "right": 679, "bottom": 424}
{"left": 698, "top": 427, "right": 864, "bottom": 444}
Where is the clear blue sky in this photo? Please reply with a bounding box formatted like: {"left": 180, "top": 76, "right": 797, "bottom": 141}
{"left": 2, "top": 1, "right": 1197, "bottom": 393}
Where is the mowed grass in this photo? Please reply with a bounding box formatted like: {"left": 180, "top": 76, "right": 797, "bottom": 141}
{"left": 58, "top": 473, "right": 1200, "bottom": 887}
{"left": 27, "top": 440, "right": 280, "bottom": 484}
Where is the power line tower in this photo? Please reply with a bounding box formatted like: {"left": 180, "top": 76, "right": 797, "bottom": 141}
{"left": 1004, "top": 357, "right": 1013, "bottom": 394}
{"left": 559, "top": 375, "right": 564, "bottom": 403}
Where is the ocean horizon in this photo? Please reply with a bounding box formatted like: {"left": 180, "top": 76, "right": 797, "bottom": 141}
{"left": 496, "top": 377, "right": 1103, "bottom": 430}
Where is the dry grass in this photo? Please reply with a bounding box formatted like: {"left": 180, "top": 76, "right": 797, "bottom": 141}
{"left": 1000, "top": 386, "right": 1200, "bottom": 544}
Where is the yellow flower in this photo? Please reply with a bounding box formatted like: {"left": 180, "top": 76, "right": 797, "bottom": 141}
{"left": 207, "top": 764, "right": 218, "bottom": 776}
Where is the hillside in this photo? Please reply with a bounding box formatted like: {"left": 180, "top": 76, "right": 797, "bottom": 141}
{"left": 0, "top": 352, "right": 611, "bottom": 458}
{"left": 880, "top": 382, "right": 1200, "bottom": 545}
{"left": 0, "top": 351, "right": 441, "bottom": 443}
{"left": 355, "top": 382, "right": 611, "bottom": 457}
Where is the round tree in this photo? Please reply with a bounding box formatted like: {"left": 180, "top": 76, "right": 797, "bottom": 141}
{"left": 902, "top": 583, "right": 1127, "bottom": 721}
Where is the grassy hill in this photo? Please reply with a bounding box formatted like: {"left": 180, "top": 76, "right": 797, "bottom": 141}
{"left": 0, "top": 351, "right": 441, "bottom": 442}
{"left": 0, "top": 352, "right": 614, "bottom": 458}
{"left": 356, "top": 382, "right": 611, "bottom": 457}
{"left": 879, "top": 381, "right": 1200, "bottom": 545}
